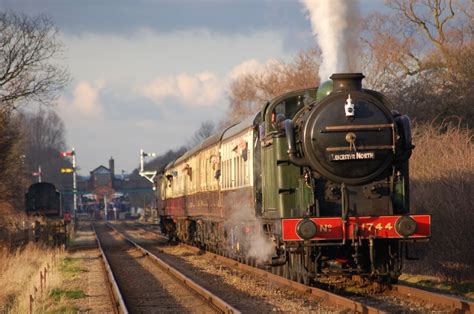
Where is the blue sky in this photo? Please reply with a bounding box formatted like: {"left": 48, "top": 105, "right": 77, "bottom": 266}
{"left": 1, "top": 0, "right": 388, "bottom": 175}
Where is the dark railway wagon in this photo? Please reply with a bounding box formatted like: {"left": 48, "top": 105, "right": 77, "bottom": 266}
{"left": 25, "top": 182, "right": 68, "bottom": 246}
{"left": 25, "top": 182, "right": 61, "bottom": 216}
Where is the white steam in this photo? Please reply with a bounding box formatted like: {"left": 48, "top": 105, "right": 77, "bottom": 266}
{"left": 223, "top": 191, "right": 275, "bottom": 263}
{"left": 300, "top": 0, "right": 360, "bottom": 81}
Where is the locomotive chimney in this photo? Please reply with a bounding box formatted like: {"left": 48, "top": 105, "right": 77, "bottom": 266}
{"left": 330, "top": 73, "right": 365, "bottom": 93}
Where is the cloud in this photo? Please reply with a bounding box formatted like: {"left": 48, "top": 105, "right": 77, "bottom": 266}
{"left": 58, "top": 80, "right": 105, "bottom": 117}
{"left": 139, "top": 72, "right": 223, "bottom": 107}
{"left": 54, "top": 29, "right": 288, "bottom": 173}
{"left": 139, "top": 57, "right": 285, "bottom": 108}
{"left": 59, "top": 29, "right": 285, "bottom": 85}
{"left": 229, "top": 59, "right": 264, "bottom": 80}
{"left": 229, "top": 58, "right": 280, "bottom": 80}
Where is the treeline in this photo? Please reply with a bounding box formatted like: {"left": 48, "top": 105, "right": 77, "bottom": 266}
{"left": 0, "top": 11, "right": 70, "bottom": 227}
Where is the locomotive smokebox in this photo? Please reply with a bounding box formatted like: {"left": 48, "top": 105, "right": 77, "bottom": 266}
{"left": 300, "top": 71, "right": 396, "bottom": 185}
{"left": 330, "top": 73, "right": 365, "bottom": 93}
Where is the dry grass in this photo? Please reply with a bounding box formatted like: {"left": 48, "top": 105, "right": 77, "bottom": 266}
{"left": 0, "top": 214, "right": 29, "bottom": 251}
{"left": 0, "top": 212, "right": 26, "bottom": 233}
{"left": 407, "top": 122, "right": 473, "bottom": 281}
{"left": 0, "top": 243, "right": 65, "bottom": 313}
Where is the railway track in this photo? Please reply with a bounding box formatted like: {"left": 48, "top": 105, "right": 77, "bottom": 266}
{"left": 92, "top": 222, "right": 238, "bottom": 313}
{"left": 92, "top": 223, "right": 127, "bottom": 314}
{"left": 127, "top": 221, "right": 474, "bottom": 313}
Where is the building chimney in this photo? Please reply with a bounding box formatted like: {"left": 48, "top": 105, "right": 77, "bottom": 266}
{"left": 109, "top": 157, "right": 115, "bottom": 178}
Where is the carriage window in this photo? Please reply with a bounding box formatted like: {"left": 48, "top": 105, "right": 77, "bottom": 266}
{"left": 220, "top": 135, "right": 252, "bottom": 190}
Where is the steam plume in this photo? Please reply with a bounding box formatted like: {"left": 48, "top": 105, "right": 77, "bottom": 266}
{"left": 301, "top": 0, "right": 360, "bottom": 81}
{"left": 223, "top": 190, "right": 275, "bottom": 263}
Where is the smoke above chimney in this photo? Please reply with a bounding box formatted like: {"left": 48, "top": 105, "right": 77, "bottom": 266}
{"left": 300, "top": 0, "right": 361, "bottom": 82}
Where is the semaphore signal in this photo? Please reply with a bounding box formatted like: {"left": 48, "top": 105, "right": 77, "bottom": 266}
{"left": 32, "top": 165, "right": 42, "bottom": 182}
{"left": 60, "top": 150, "right": 74, "bottom": 157}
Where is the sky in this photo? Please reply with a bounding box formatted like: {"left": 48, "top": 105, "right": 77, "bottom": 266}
{"left": 1, "top": 0, "right": 388, "bottom": 175}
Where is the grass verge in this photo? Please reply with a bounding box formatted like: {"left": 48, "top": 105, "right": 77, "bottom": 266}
{"left": 400, "top": 274, "right": 474, "bottom": 300}
{"left": 59, "top": 257, "right": 88, "bottom": 279}
{"left": 49, "top": 288, "right": 87, "bottom": 301}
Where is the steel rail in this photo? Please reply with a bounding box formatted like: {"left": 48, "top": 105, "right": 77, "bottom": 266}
{"left": 180, "top": 244, "right": 386, "bottom": 314}
{"left": 391, "top": 284, "right": 474, "bottom": 313}
{"left": 91, "top": 223, "right": 128, "bottom": 314}
{"left": 105, "top": 222, "right": 240, "bottom": 314}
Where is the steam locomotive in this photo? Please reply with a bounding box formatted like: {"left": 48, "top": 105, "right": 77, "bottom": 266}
{"left": 157, "top": 73, "right": 431, "bottom": 284}
{"left": 25, "top": 182, "right": 69, "bottom": 246}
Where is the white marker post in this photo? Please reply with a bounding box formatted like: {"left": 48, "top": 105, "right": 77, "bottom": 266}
{"left": 38, "top": 165, "right": 42, "bottom": 183}
{"left": 139, "top": 149, "right": 157, "bottom": 188}
{"left": 104, "top": 194, "right": 108, "bottom": 221}
{"left": 72, "top": 148, "right": 77, "bottom": 220}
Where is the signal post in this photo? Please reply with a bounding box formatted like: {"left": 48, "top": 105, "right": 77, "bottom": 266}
{"left": 60, "top": 148, "right": 77, "bottom": 224}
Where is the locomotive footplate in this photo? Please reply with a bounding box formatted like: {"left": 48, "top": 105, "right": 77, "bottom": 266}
{"left": 281, "top": 215, "right": 431, "bottom": 241}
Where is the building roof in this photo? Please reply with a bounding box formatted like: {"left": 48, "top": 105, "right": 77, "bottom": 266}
{"left": 90, "top": 165, "right": 111, "bottom": 175}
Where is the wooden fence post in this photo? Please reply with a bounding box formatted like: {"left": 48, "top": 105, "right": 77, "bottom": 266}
{"left": 40, "top": 271, "right": 43, "bottom": 294}
{"left": 29, "top": 294, "right": 34, "bottom": 314}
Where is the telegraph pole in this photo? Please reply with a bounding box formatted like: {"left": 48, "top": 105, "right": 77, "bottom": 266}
{"left": 60, "top": 149, "right": 78, "bottom": 224}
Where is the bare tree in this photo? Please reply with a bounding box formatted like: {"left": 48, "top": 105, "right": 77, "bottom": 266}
{"left": 362, "top": 0, "right": 471, "bottom": 84}
{"left": 0, "top": 11, "right": 69, "bottom": 112}
{"left": 389, "top": 0, "right": 456, "bottom": 56}
{"left": 225, "top": 48, "right": 320, "bottom": 124}
{"left": 18, "top": 109, "right": 71, "bottom": 185}
{"left": 21, "top": 108, "right": 65, "bottom": 151}
{"left": 188, "top": 120, "right": 216, "bottom": 148}
{"left": 0, "top": 112, "right": 28, "bottom": 212}
{"left": 361, "top": 0, "right": 474, "bottom": 125}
